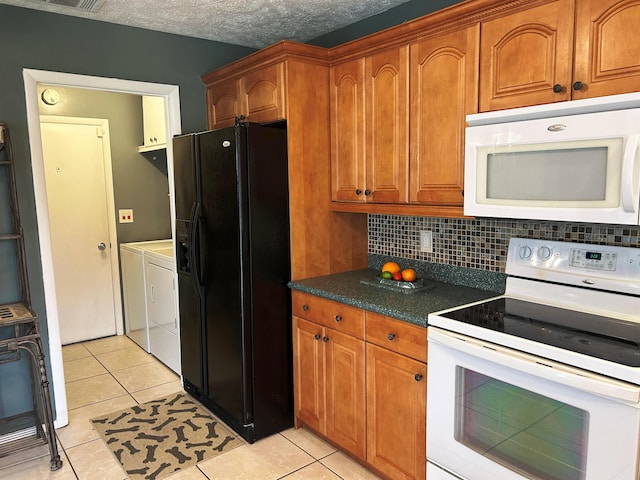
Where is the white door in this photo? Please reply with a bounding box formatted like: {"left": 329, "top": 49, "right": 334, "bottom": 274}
{"left": 40, "top": 118, "right": 117, "bottom": 344}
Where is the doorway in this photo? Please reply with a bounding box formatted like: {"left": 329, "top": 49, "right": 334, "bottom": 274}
{"left": 23, "top": 69, "right": 182, "bottom": 428}
{"left": 40, "top": 116, "right": 118, "bottom": 345}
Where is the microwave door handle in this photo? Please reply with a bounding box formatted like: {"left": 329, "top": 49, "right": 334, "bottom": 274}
{"left": 429, "top": 328, "right": 640, "bottom": 404}
{"left": 621, "top": 133, "right": 640, "bottom": 213}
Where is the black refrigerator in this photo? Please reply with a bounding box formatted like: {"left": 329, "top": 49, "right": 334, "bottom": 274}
{"left": 173, "top": 121, "right": 293, "bottom": 443}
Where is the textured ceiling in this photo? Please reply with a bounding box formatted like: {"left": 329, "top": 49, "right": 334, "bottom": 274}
{"left": 0, "top": 0, "right": 415, "bottom": 48}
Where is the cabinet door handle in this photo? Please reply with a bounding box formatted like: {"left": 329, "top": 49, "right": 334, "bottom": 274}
{"left": 314, "top": 333, "right": 321, "bottom": 340}
{"left": 355, "top": 189, "right": 362, "bottom": 195}
{"left": 335, "top": 315, "right": 342, "bottom": 322}
{"left": 387, "top": 333, "right": 395, "bottom": 341}
{"left": 322, "top": 336, "right": 329, "bottom": 343}
{"left": 414, "top": 374, "right": 423, "bottom": 382}
{"left": 364, "top": 189, "right": 371, "bottom": 196}
{"left": 573, "top": 81, "right": 584, "bottom": 91}
{"left": 302, "top": 304, "right": 309, "bottom": 311}
{"left": 552, "top": 83, "right": 563, "bottom": 93}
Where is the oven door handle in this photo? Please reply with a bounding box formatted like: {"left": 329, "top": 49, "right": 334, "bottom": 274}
{"left": 429, "top": 328, "right": 640, "bottom": 405}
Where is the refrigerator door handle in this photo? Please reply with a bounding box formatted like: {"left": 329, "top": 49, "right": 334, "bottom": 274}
{"left": 191, "top": 202, "right": 205, "bottom": 290}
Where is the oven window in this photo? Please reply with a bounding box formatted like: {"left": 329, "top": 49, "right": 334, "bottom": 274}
{"left": 455, "top": 368, "right": 588, "bottom": 480}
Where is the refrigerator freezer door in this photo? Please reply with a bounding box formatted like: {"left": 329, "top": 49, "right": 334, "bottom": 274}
{"left": 173, "top": 133, "right": 197, "bottom": 222}
{"left": 173, "top": 133, "right": 205, "bottom": 394}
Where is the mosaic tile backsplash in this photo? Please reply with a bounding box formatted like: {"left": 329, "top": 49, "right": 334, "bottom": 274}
{"left": 368, "top": 215, "right": 640, "bottom": 273}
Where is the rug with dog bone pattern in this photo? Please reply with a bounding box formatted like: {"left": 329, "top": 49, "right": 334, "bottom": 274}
{"left": 91, "top": 392, "right": 243, "bottom": 480}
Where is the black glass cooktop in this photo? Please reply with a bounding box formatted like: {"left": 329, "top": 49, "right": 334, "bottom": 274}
{"left": 441, "top": 298, "right": 640, "bottom": 367}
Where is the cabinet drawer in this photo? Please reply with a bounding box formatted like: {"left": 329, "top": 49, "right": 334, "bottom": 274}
{"left": 292, "top": 291, "right": 364, "bottom": 339}
{"left": 365, "top": 312, "right": 427, "bottom": 362}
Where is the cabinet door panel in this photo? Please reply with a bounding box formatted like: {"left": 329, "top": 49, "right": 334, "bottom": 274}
{"left": 366, "top": 343, "right": 426, "bottom": 480}
{"left": 331, "top": 58, "right": 366, "bottom": 202}
{"left": 366, "top": 47, "right": 409, "bottom": 203}
{"left": 479, "top": 0, "right": 574, "bottom": 111}
{"left": 241, "top": 63, "right": 285, "bottom": 123}
{"left": 293, "top": 316, "right": 324, "bottom": 432}
{"left": 574, "top": 0, "right": 640, "bottom": 99}
{"left": 325, "top": 328, "right": 366, "bottom": 461}
{"left": 410, "top": 25, "right": 479, "bottom": 205}
{"left": 207, "top": 79, "right": 241, "bottom": 129}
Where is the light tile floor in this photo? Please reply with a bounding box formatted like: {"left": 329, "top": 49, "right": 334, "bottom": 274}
{"left": 0, "top": 335, "right": 381, "bottom": 480}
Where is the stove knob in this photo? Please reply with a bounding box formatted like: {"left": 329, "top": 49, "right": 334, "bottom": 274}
{"left": 538, "top": 246, "right": 552, "bottom": 261}
{"left": 519, "top": 245, "right": 532, "bottom": 260}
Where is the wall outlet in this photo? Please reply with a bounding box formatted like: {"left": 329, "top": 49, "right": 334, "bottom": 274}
{"left": 420, "top": 230, "right": 433, "bottom": 253}
{"left": 119, "top": 209, "right": 134, "bottom": 223}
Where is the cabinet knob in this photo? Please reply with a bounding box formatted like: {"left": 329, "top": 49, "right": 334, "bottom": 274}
{"left": 364, "top": 189, "right": 371, "bottom": 196}
{"left": 355, "top": 189, "right": 362, "bottom": 195}
{"left": 387, "top": 333, "right": 395, "bottom": 341}
{"left": 414, "top": 374, "right": 423, "bottom": 382}
{"left": 302, "top": 304, "right": 309, "bottom": 311}
{"left": 322, "top": 336, "right": 329, "bottom": 343}
{"left": 335, "top": 315, "right": 342, "bottom": 322}
{"left": 573, "top": 81, "right": 584, "bottom": 91}
{"left": 552, "top": 83, "right": 563, "bottom": 93}
{"left": 314, "top": 333, "right": 321, "bottom": 340}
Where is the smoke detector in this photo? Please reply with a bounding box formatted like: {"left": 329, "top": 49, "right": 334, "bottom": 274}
{"left": 34, "top": 0, "right": 105, "bottom": 12}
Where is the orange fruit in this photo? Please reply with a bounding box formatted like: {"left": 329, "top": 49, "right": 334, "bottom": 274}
{"left": 381, "top": 261, "right": 400, "bottom": 274}
{"left": 401, "top": 268, "right": 417, "bottom": 282}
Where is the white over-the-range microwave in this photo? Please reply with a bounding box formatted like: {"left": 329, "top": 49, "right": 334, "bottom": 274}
{"left": 464, "top": 92, "right": 640, "bottom": 225}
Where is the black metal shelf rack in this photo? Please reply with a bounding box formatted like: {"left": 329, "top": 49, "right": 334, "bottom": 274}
{"left": 0, "top": 122, "right": 62, "bottom": 471}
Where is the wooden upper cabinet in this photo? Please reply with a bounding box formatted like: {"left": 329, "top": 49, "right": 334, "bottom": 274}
{"left": 410, "top": 25, "right": 479, "bottom": 205}
{"left": 207, "top": 78, "right": 241, "bottom": 129}
{"left": 331, "top": 58, "right": 366, "bottom": 202}
{"left": 573, "top": 0, "right": 640, "bottom": 100}
{"left": 330, "top": 46, "right": 409, "bottom": 203}
{"left": 206, "top": 63, "right": 285, "bottom": 129}
{"left": 480, "top": 0, "right": 640, "bottom": 111}
{"left": 241, "top": 63, "right": 285, "bottom": 123}
{"left": 365, "top": 46, "right": 409, "bottom": 204}
{"left": 479, "top": 0, "right": 574, "bottom": 111}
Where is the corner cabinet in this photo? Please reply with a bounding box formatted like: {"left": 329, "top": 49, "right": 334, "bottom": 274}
{"left": 480, "top": 0, "right": 640, "bottom": 111}
{"left": 292, "top": 291, "right": 427, "bottom": 480}
{"left": 330, "top": 46, "right": 409, "bottom": 204}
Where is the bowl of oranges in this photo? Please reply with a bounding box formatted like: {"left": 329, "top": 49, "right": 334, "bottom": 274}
{"left": 377, "top": 261, "right": 425, "bottom": 291}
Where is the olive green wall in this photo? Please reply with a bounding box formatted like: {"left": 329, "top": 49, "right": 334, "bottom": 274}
{"left": 0, "top": 3, "right": 254, "bottom": 418}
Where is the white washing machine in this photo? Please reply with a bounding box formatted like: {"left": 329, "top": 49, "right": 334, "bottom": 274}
{"left": 120, "top": 240, "right": 173, "bottom": 353}
{"left": 144, "top": 246, "right": 179, "bottom": 373}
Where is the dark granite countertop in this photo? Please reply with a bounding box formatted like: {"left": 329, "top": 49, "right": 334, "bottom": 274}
{"left": 288, "top": 268, "right": 504, "bottom": 328}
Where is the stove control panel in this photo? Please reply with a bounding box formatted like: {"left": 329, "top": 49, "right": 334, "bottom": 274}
{"left": 569, "top": 248, "right": 617, "bottom": 271}
{"left": 507, "top": 238, "right": 640, "bottom": 295}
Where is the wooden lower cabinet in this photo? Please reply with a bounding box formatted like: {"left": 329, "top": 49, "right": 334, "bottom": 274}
{"left": 366, "top": 343, "right": 427, "bottom": 480}
{"left": 293, "top": 316, "right": 366, "bottom": 460}
{"left": 293, "top": 291, "right": 427, "bottom": 480}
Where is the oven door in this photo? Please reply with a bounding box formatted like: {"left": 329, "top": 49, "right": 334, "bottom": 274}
{"left": 427, "top": 327, "right": 640, "bottom": 480}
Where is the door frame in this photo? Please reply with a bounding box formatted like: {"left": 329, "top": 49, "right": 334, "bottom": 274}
{"left": 40, "top": 115, "right": 120, "bottom": 343}
{"left": 23, "top": 69, "right": 182, "bottom": 427}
